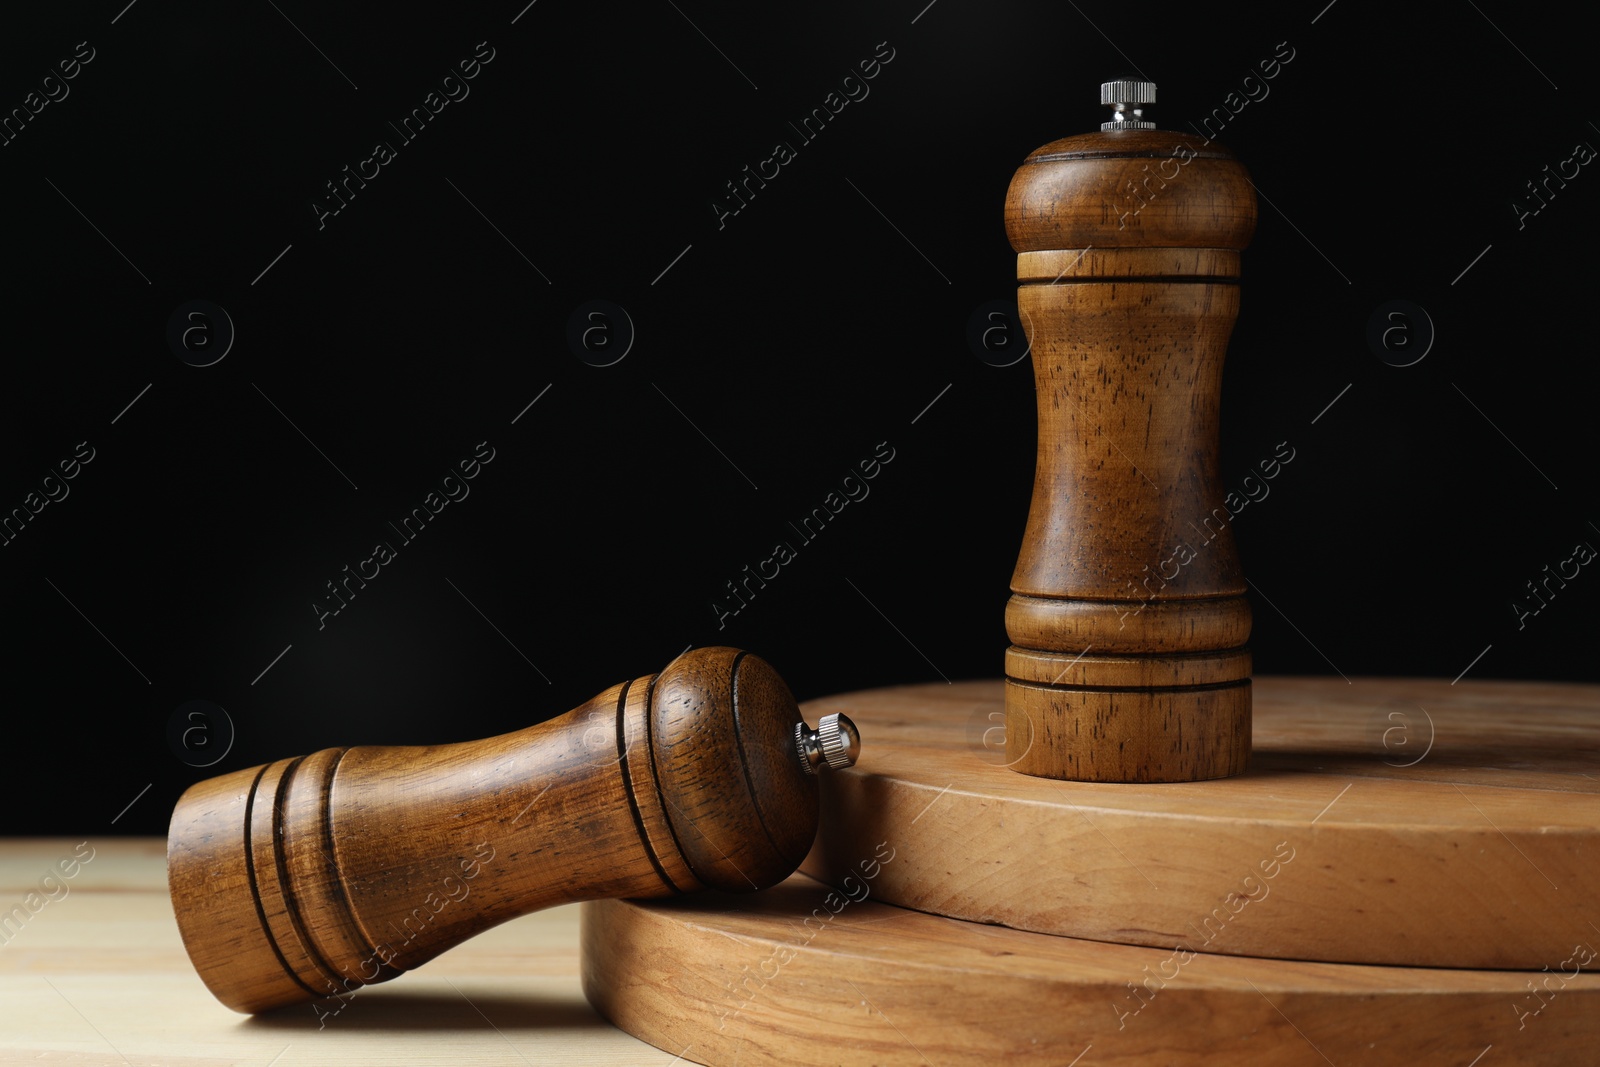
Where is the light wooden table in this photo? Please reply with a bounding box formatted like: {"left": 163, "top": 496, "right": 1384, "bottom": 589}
{"left": 0, "top": 838, "right": 689, "bottom": 1066}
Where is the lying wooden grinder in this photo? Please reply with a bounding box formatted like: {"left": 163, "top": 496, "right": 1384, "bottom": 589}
{"left": 166, "top": 646, "right": 859, "bottom": 1014}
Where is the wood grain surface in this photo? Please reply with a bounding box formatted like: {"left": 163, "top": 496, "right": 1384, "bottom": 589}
{"left": 0, "top": 839, "right": 683, "bottom": 1065}
{"left": 166, "top": 647, "right": 821, "bottom": 1014}
{"left": 1004, "top": 130, "right": 1256, "bottom": 251}
{"left": 584, "top": 871, "right": 1600, "bottom": 1067}
{"left": 1003, "top": 127, "right": 1259, "bottom": 783}
{"left": 798, "top": 676, "right": 1599, "bottom": 970}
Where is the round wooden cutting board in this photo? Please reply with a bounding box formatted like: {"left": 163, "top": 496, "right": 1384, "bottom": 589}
{"left": 796, "top": 676, "right": 1599, "bottom": 969}
{"left": 582, "top": 872, "right": 1600, "bottom": 1067}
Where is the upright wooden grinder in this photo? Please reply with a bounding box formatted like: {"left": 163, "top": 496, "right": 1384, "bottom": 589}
{"left": 1005, "top": 80, "right": 1258, "bottom": 782}
{"left": 166, "top": 646, "right": 859, "bottom": 1013}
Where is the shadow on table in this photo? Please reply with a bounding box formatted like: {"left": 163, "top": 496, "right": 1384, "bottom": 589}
{"left": 241, "top": 988, "right": 609, "bottom": 1032}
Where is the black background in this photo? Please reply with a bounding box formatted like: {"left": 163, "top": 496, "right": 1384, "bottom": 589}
{"left": 2, "top": 0, "right": 1595, "bottom": 836}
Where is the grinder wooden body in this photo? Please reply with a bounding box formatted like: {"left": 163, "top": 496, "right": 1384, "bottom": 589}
{"left": 1004, "top": 129, "right": 1258, "bottom": 782}
{"left": 167, "top": 647, "right": 821, "bottom": 1013}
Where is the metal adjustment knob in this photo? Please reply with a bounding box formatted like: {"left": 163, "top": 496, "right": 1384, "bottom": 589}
{"left": 795, "top": 712, "right": 861, "bottom": 774}
{"left": 1101, "top": 79, "right": 1157, "bottom": 131}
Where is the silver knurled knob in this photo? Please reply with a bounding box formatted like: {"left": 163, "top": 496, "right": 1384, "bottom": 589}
{"left": 795, "top": 712, "right": 861, "bottom": 774}
{"left": 1101, "top": 79, "right": 1157, "bottom": 131}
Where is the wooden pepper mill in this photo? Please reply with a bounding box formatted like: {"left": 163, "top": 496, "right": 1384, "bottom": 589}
{"left": 1004, "top": 80, "right": 1257, "bottom": 782}
{"left": 167, "top": 646, "right": 859, "bottom": 1013}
